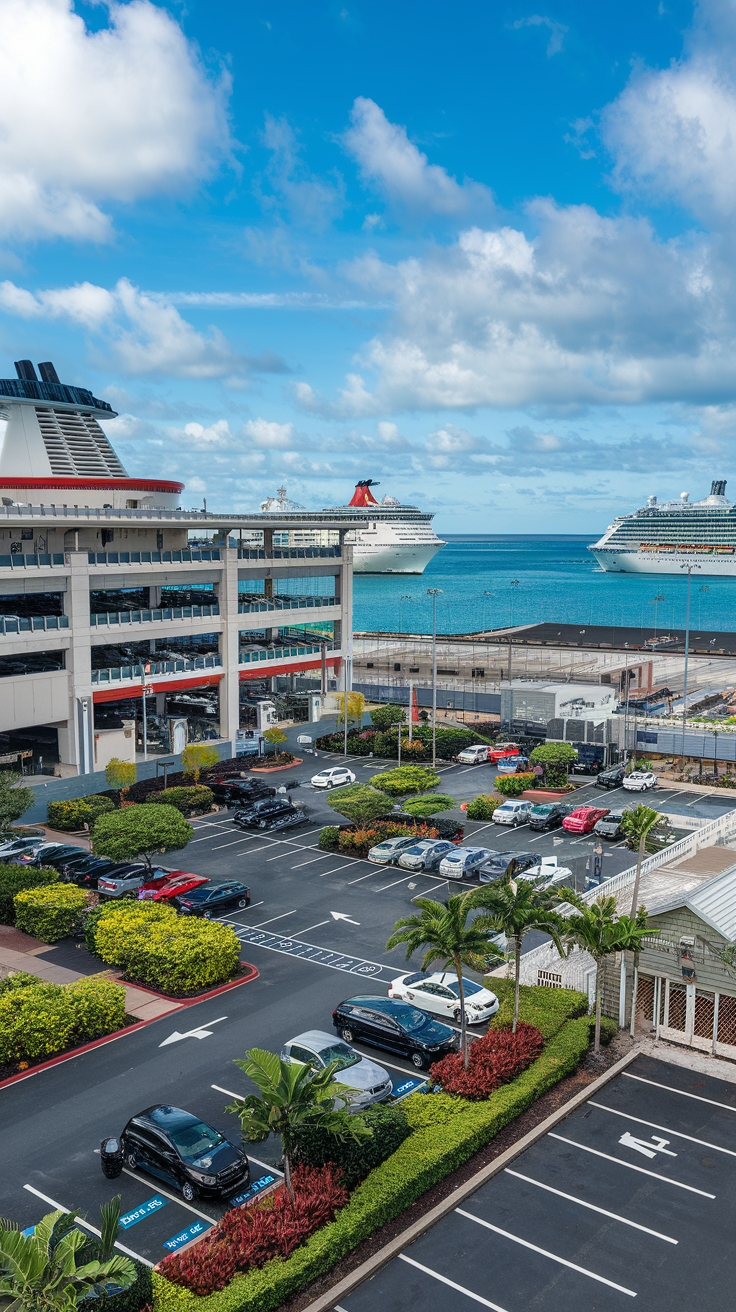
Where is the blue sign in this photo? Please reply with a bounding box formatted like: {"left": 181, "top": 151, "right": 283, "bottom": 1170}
{"left": 22, "top": 1226, "right": 35, "bottom": 1237}
{"left": 119, "top": 1196, "right": 166, "bottom": 1230}
{"left": 228, "top": 1173, "right": 277, "bottom": 1209}
{"left": 162, "top": 1219, "right": 212, "bottom": 1253}
{"left": 391, "top": 1076, "right": 427, "bottom": 1100}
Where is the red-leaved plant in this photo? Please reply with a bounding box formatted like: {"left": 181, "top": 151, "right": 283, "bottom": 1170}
{"left": 160, "top": 1164, "right": 348, "bottom": 1295}
{"left": 429, "top": 1022, "right": 544, "bottom": 1099}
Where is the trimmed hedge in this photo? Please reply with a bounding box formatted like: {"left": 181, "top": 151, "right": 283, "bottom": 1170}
{"left": 0, "top": 863, "right": 60, "bottom": 924}
{"left": 47, "top": 794, "right": 115, "bottom": 831}
{"left": 88, "top": 900, "right": 241, "bottom": 994}
{"left": 292, "top": 1104, "right": 411, "bottom": 1190}
{"left": 146, "top": 786, "right": 214, "bottom": 816}
{"left": 466, "top": 795, "right": 501, "bottom": 820}
{"left": 13, "top": 884, "right": 88, "bottom": 942}
{"left": 371, "top": 767, "right": 441, "bottom": 796}
{"left": 81, "top": 1260, "right": 152, "bottom": 1312}
{"left": 315, "top": 726, "right": 494, "bottom": 762}
{"left": 494, "top": 773, "right": 536, "bottom": 797}
{"left": 151, "top": 989, "right": 591, "bottom": 1312}
{"left": 0, "top": 973, "right": 126, "bottom": 1066}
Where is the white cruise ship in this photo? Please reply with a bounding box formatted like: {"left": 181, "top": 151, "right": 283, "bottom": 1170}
{"left": 590, "top": 480, "right": 736, "bottom": 575}
{"left": 260, "top": 481, "right": 445, "bottom": 574}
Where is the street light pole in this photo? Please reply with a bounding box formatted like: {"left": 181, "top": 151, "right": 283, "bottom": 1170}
{"left": 427, "top": 588, "right": 443, "bottom": 769}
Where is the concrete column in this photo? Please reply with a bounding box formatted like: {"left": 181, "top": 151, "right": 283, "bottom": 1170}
{"left": 339, "top": 538, "right": 353, "bottom": 691}
{"left": 149, "top": 584, "right": 162, "bottom": 607}
{"left": 217, "top": 546, "right": 241, "bottom": 745}
{"left": 63, "top": 550, "right": 94, "bottom": 773}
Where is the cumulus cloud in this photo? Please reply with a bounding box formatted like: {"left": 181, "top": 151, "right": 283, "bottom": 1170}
{"left": 0, "top": 0, "right": 231, "bottom": 242}
{"left": 511, "top": 15, "right": 568, "bottom": 57}
{"left": 342, "top": 97, "right": 493, "bottom": 216}
{"left": 244, "top": 417, "right": 295, "bottom": 447}
{"left": 257, "top": 115, "right": 345, "bottom": 229}
{"left": 303, "top": 200, "right": 736, "bottom": 415}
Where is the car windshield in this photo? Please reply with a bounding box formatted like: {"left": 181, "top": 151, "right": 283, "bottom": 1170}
{"left": 168, "top": 1120, "right": 225, "bottom": 1161}
{"left": 530, "top": 805, "right": 552, "bottom": 816}
{"left": 389, "top": 1005, "right": 431, "bottom": 1033}
{"left": 443, "top": 979, "right": 483, "bottom": 998}
{"left": 314, "top": 1041, "right": 360, "bottom": 1071}
{"left": 403, "top": 844, "right": 429, "bottom": 856}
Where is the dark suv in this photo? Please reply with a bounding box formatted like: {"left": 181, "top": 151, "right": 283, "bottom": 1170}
{"left": 118, "top": 1104, "right": 249, "bottom": 1202}
{"left": 210, "top": 778, "right": 276, "bottom": 805}
{"left": 233, "top": 798, "right": 307, "bottom": 831}
{"left": 528, "top": 801, "right": 573, "bottom": 831}
{"left": 332, "top": 995, "right": 459, "bottom": 1070}
{"left": 596, "top": 764, "right": 626, "bottom": 789}
{"left": 478, "top": 851, "right": 540, "bottom": 884}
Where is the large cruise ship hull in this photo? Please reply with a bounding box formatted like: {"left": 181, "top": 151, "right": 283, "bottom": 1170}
{"left": 592, "top": 548, "right": 736, "bottom": 576}
{"left": 352, "top": 539, "right": 443, "bottom": 574}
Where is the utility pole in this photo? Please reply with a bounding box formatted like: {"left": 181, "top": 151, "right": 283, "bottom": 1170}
{"left": 427, "top": 588, "right": 442, "bottom": 769}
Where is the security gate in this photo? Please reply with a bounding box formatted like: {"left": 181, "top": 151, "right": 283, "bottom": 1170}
{"left": 640, "top": 973, "right": 736, "bottom": 1057}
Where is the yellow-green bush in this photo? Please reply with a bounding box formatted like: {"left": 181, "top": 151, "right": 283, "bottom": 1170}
{"left": 0, "top": 864, "right": 60, "bottom": 924}
{"left": 88, "top": 900, "right": 240, "bottom": 995}
{"left": 0, "top": 973, "right": 126, "bottom": 1066}
{"left": 47, "top": 795, "right": 115, "bottom": 832}
{"left": 145, "top": 786, "right": 214, "bottom": 816}
{"left": 13, "top": 884, "right": 88, "bottom": 943}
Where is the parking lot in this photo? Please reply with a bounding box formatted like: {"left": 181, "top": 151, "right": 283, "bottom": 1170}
{"left": 336, "top": 1053, "right": 736, "bottom": 1312}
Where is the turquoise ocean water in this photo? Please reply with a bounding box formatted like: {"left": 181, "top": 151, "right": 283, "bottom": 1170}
{"left": 352, "top": 535, "right": 736, "bottom": 635}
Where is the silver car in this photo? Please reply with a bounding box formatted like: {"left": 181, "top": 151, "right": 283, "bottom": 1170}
{"left": 438, "top": 847, "right": 494, "bottom": 880}
{"left": 0, "top": 835, "right": 46, "bottom": 863}
{"left": 96, "top": 863, "right": 170, "bottom": 898}
{"left": 398, "top": 839, "right": 456, "bottom": 872}
{"left": 367, "top": 836, "right": 418, "bottom": 865}
{"left": 281, "top": 1030, "right": 392, "bottom": 1109}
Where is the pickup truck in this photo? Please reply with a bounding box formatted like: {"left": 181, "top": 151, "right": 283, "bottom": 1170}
{"left": 488, "top": 742, "right": 521, "bottom": 764}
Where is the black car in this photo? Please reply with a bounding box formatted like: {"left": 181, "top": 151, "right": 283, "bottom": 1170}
{"left": 233, "top": 798, "right": 307, "bottom": 831}
{"left": 528, "top": 801, "right": 574, "bottom": 831}
{"left": 29, "top": 844, "right": 87, "bottom": 868}
{"left": 119, "top": 1104, "right": 249, "bottom": 1201}
{"left": 210, "top": 778, "right": 276, "bottom": 805}
{"left": 478, "top": 851, "right": 540, "bottom": 884}
{"left": 332, "top": 995, "right": 460, "bottom": 1070}
{"left": 175, "top": 880, "right": 251, "bottom": 917}
{"left": 596, "top": 764, "right": 626, "bottom": 789}
{"left": 58, "top": 856, "right": 121, "bottom": 889}
{"left": 594, "top": 809, "right": 628, "bottom": 839}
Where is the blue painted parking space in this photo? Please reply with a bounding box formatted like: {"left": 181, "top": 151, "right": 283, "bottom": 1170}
{"left": 163, "top": 1219, "right": 213, "bottom": 1254}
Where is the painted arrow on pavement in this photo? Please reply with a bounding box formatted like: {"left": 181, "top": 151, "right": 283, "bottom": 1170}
{"left": 159, "top": 1017, "right": 228, "bottom": 1047}
{"left": 331, "top": 912, "right": 360, "bottom": 925}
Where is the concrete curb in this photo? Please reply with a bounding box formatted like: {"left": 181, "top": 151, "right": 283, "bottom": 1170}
{"left": 299, "top": 1046, "right": 641, "bottom": 1312}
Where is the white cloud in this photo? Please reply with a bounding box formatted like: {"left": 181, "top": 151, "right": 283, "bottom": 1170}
{"left": 424, "top": 424, "right": 479, "bottom": 468}
{"left": 175, "top": 421, "right": 237, "bottom": 449}
{"left": 511, "top": 15, "right": 568, "bottom": 57}
{"left": 304, "top": 201, "right": 736, "bottom": 414}
{"left": 603, "top": 2, "right": 736, "bottom": 222}
{"left": 342, "top": 97, "right": 492, "bottom": 216}
{"left": 0, "top": 0, "right": 230, "bottom": 241}
{"left": 244, "top": 418, "right": 295, "bottom": 447}
{"left": 258, "top": 115, "right": 345, "bottom": 229}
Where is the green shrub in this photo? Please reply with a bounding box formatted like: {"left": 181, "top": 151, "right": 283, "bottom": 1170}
{"left": 487, "top": 977, "right": 588, "bottom": 1038}
{"left": 151, "top": 1007, "right": 591, "bottom": 1312}
{"left": 338, "top": 821, "right": 438, "bottom": 857}
{"left": 47, "top": 795, "right": 115, "bottom": 832}
{"left": 318, "top": 826, "right": 340, "bottom": 851}
{"left": 0, "top": 973, "right": 126, "bottom": 1067}
{"left": 81, "top": 1260, "right": 152, "bottom": 1312}
{"left": 0, "top": 863, "right": 60, "bottom": 924}
{"left": 371, "top": 766, "right": 441, "bottom": 797}
{"left": 92, "top": 804, "right": 193, "bottom": 865}
{"left": 13, "top": 884, "right": 88, "bottom": 943}
{"left": 466, "top": 795, "right": 501, "bottom": 820}
{"left": 146, "top": 786, "right": 214, "bottom": 816}
{"left": 369, "top": 704, "right": 406, "bottom": 730}
{"left": 181, "top": 744, "right": 220, "bottom": 784}
{"left": 529, "top": 742, "right": 577, "bottom": 788}
{"left": 325, "top": 784, "right": 394, "bottom": 825}
{"left": 293, "top": 1103, "right": 411, "bottom": 1190}
{"left": 494, "top": 773, "right": 535, "bottom": 797}
{"left": 596, "top": 1015, "right": 619, "bottom": 1046}
{"left": 401, "top": 793, "right": 454, "bottom": 818}
{"left": 88, "top": 899, "right": 240, "bottom": 994}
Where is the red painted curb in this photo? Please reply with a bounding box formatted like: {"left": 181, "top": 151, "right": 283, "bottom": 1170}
{"left": 251, "top": 757, "right": 304, "bottom": 774}
{"left": 0, "top": 964, "right": 259, "bottom": 1091}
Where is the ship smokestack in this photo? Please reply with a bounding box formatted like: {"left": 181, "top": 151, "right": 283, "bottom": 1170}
{"left": 711, "top": 479, "right": 727, "bottom": 496}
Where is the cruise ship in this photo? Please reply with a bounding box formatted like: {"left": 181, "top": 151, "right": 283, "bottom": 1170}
{"left": 590, "top": 480, "right": 736, "bottom": 575}
{"left": 260, "top": 480, "right": 445, "bottom": 574}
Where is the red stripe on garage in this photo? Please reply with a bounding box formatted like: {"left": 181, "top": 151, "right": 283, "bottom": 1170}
{"left": 239, "top": 656, "right": 341, "bottom": 681}
{"left": 92, "top": 674, "right": 223, "bottom": 703}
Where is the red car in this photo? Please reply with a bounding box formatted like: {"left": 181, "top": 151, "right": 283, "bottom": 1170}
{"left": 138, "top": 870, "right": 210, "bottom": 902}
{"left": 562, "top": 806, "right": 610, "bottom": 834}
{"left": 488, "top": 742, "right": 521, "bottom": 764}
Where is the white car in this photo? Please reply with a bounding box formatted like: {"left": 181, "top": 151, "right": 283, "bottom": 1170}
{"left": 281, "top": 1030, "right": 392, "bottom": 1109}
{"left": 367, "top": 836, "right": 418, "bottom": 865}
{"left": 397, "top": 839, "right": 456, "bottom": 871}
{"left": 455, "top": 745, "right": 490, "bottom": 765}
{"left": 438, "top": 847, "right": 494, "bottom": 880}
{"left": 493, "top": 799, "right": 534, "bottom": 826}
{"left": 389, "top": 971, "right": 499, "bottom": 1024}
{"left": 623, "top": 771, "right": 658, "bottom": 792}
{"left": 310, "top": 766, "right": 356, "bottom": 790}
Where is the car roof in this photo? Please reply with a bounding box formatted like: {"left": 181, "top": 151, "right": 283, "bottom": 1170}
{"left": 288, "top": 1029, "right": 351, "bottom": 1049}
{"left": 141, "top": 1104, "right": 202, "bottom": 1131}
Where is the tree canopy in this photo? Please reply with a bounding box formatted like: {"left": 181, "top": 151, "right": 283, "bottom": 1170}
{"left": 0, "top": 771, "right": 33, "bottom": 834}
{"left": 104, "top": 758, "right": 136, "bottom": 795}
{"left": 401, "top": 793, "right": 455, "bottom": 818}
{"left": 371, "top": 766, "right": 441, "bottom": 796}
{"left": 92, "top": 803, "right": 193, "bottom": 868}
{"left": 470, "top": 877, "right": 565, "bottom": 1032}
{"left": 529, "top": 742, "right": 577, "bottom": 787}
{"left": 369, "top": 703, "right": 405, "bottom": 730}
{"left": 325, "top": 783, "right": 394, "bottom": 825}
{"left": 181, "top": 744, "right": 220, "bottom": 783}
{"left": 561, "top": 890, "right": 655, "bottom": 1052}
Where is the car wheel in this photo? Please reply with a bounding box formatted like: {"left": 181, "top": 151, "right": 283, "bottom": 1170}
{"left": 453, "top": 1007, "right": 462, "bottom": 1023}
{"left": 237, "top": 898, "right": 248, "bottom": 908}
{"left": 340, "top": 1027, "right": 354, "bottom": 1043}
{"left": 181, "top": 1181, "right": 196, "bottom": 1203}
{"left": 411, "top": 1052, "right": 426, "bottom": 1069}
{"left": 203, "top": 909, "right": 213, "bottom": 919}
{"left": 125, "top": 1149, "right": 138, "bottom": 1169}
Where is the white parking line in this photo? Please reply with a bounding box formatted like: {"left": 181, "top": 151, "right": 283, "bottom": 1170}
{"left": 456, "top": 1207, "right": 637, "bottom": 1295}
{"left": 375, "top": 872, "right": 420, "bottom": 892}
{"left": 623, "top": 1070, "right": 736, "bottom": 1113}
{"left": 397, "top": 1254, "right": 510, "bottom": 1311}
{"left": 548, "top": 1133, "right": 716, "bottom": 1196}
{"left": 503, "top": 1169, "right": 677, "bottom": 1242}
{"left": 321, "top": 864, "right": 364, "bottom": 876}
{"left": 211, "top": 838, "right": 255, "bottom": 850}
{"left": 117, "top": 1169, "right": 218, "bottom": 1222}
{"left": 23, "top": 1184, "right": 153, "bottom": 1265}
{"left": 266, "top": 850, "right": 298, "bottom": 862}
{"left": 291, "top": 854, "right": 332, "bottom": 868}
{"left": 251, "top": 910, "right": 297, "bottom": 927}
{"left": 347, "top": 867, "right": 384, "bottom": 884}
{"left": 293, "top": 919, "right": 330, "bottom": 936}
{"left": 588, "top": 1101, "right": 736, "bottom": 1157}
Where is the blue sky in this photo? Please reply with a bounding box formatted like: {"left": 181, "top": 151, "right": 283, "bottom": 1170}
{"left": 3, "top": 0, "right": 736, "bottom": 532}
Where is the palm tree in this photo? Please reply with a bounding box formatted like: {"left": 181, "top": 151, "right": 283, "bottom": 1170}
{"left": 386, "top": 894, "right": 503, "bottom": 1069}
{"left": 226, "top": 1049, "right": 371, "bottom": 1200}
{"left": 469, "top": 876, "right": 566, "bottom": 1034}
{"left": 0, "top": 1207, "right": 136, "bottom": 1312}
{"left": 620, "top": 803, "right": 661, "bottom": 917}
{"left": 560, "top": 890, "right": 656, "bottom": 1053}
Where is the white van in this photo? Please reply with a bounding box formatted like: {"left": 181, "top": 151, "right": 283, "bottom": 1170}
{"left": 438, "top": 847, "right": 494, "bottom": 880}
{"left": 455, "top": 744, "right": 490, "bottom": 765}
{"left": 493, "top": 799, "right": 533, "bottom": 827}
